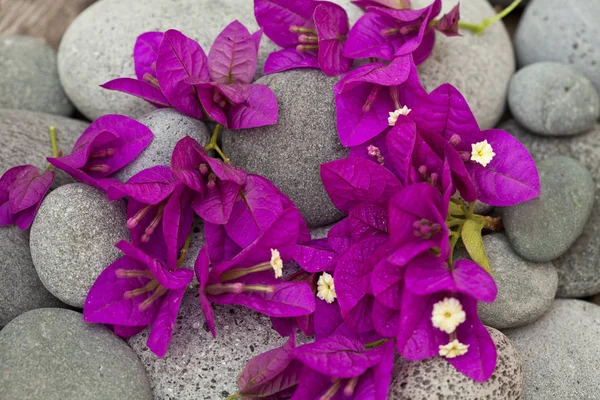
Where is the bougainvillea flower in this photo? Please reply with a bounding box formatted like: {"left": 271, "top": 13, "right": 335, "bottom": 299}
{"left": 233, "top": 333, "right": 303, "bottom": 399}
{"left": 395, "top": 258, "right": 497, "bottom": 381}
{"left": 409, "top": 84, "right": 540, "bottom": 206}
{"left": 352, "top": 0, "right": 412, "bottom": 10}
{"left": 107, "top": 166, "right": 193, "bottom": 263}
{"left": 84, "top": 240, "right": 193, "bottom": 357}
{"left": 291, "top": 337, "right": 395, "bottom": 399}
{"left": 434, "top": 4, "right": 460, "bottom": 36}
{"left": 334, "top": 55, "right": 426, "bottom": 147}
{"left": 255, "top": 0, "right": 352, "bottom": 76}
{"left": 0, "top": 165, "right": 54, "bottom": 230}
{"left": 48, "top": 115, "right": 153, "bottom": 191}
{"left": 195, "top": 209, "right": 315, "bottom": 336}
{"left": 171, "top": 136, "right": 247, "bottom": 224}
{"left": 344, "top": 0, "right": 441, "bottom": 64}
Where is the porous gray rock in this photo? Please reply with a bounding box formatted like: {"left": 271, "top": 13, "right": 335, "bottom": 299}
{"left": 30, "top": 183, "right": 129, "bottom": 307}
{"left": 502, "top": 156, "right": 594, "bottom": 263}
{"left": 0, "top": 109, "right": 88, "bottom": 186}
{"left": 413, "top": 0, "right": 515, "bottom": 129}
{"left": 0, "top": 36, "right": 73, "bottom": 116}
{"left": 505, "top": 300, "right": 600, "bottom": 400}
{"left": 508, "top": 62, "right": 600, "bottom": 136}
{"left": 515, "top": 0, "right": 600, "bottom": 92}
{"left": 477, "top": 234, "right": 557, "bottom": 329}
{"left": 114, "top": 109, "right": 211, "bottom": 182}
{"left": 502, "top": 121, "right": 600, "bottom": 297}
{"left": 58, "top": 0, "right": 363, "bottom": 121}
{"left": 0, "top": 227, "right": 65, "bottom": 327}
{"left": 388, "top": 327, "right": 523, "bottom": 399}
{"left": 0, "top": 308, "right": 152, "bottom": 400}
{"left": 222, "top": 70, "right": 347, "bottom": 227}
{"left": 128, "top": 290, "right": 287, "bottom": 399}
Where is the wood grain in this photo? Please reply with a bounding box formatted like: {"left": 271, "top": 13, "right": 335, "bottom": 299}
{"left": 0, "top": 0, "right": 96, "bottom": 49}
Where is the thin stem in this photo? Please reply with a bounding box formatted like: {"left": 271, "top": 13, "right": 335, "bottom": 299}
{"left": 458, "top": 0, "right": 522, "bottom": 34}
{"left": 364, "top": 338, "right": 388, "bottom": 349}
{"left": 49, "top": 126, "right": 58, "bottom": 157}
{"left": 205, "top": 124, "right": 230, "bottom": 164}
{"left": 176, "top": 233, "right": 192, "bottom": 268}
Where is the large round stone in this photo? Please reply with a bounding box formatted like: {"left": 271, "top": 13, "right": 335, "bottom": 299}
{"left": 477, "top": 234, "right": 557, "bottom": 329}
{"left": 0, "top": 308, "right": 152, "bottom": 400}
{"left": 58, "top": 0, "right": 363, "bottom": 121}
{"left": 114, "top": 109, "right": 211, "bottom": 182}
{"left": 508, "top": 62, "right": 600, "bottom": 136}
{"left": 515, "top": 0, "right": 600, "bottom": 92}
{"left": 388, "top": 327, "right": 523, "bottom": 399}
{"left": 0, "top": 36, "right": 73, "bottom": 116}
{"left": 503, "top": 156, "right": 594, "bottom": 263}
{"left": 30, "top": 183, "right": 129, "bottom": 307}
{"left": 0, "top": 109, "right": 88, "bottom": 187}
{"left": 0, "top": 227, "right": 65, "bottom": 327}
{"left": 505, "top": 300, "right": 600, "bottom": 400}
{"left": 222, "top": 70, "right": 347, "bottom": 227}
{"left": 413, "top": 0, "right": 515, "bottom": 129}
{"left": 502, "top": 121, "right": 600, "bottom": 297}
{"left": 128, "top": 290, "right": 287, "bottom": 399}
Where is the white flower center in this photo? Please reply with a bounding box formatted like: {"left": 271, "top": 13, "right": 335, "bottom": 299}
{"left": 388, "top": 105, "right": 411, "bottom": 126}
{"left": 439, "top": 339, "right": 469, "bottom": 358}
{"left": 270, "top": 249, "right": 283, "bottom": 279}
{"left": 317, "top": 272, "right": 336, "bottom": 303}
{"left": 431, "top": 297, "right": 466, "bottom": 334}
{"left": 470, "top": 140, "right": 495, "bottom": 167}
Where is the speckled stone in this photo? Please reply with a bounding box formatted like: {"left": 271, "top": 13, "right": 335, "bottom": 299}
{"left": 0, "top": 308, "right": 151, "bottom": 400}
{"left": 515, "top": 0, "right": 600, "bottom": 92}
{"left": 114, "top": 109, "right": 211, "bottom": 182}
{"left": 0, "top": 36, "right": 73, "bottom": 116}
{"left": 477, "top": 234, "right": 557, "bottom": 329}
{"left": 413, "top": 0, "right": 515, "bottom": 129}
{"left": 58, "top": 0, "right": 363, "bottom": 121}
{"left": 128, "top": 290, "right": 287, "bottom": 400}
{"left": 505, "top": 300, "right": 600, "bottom": 400}
{"left": 0, "top": 109, "right": 88, "bottom": 187}
{"left": 0, "top": 227, "right": 65, "bottom": 327}
{"left": 30, "top": 183, "right": 129, "bottom": 307}
{"left": 502, "top": 121, "right": 600, "bottom": 297}
{"left": 222, "top": 70, "right": 347, "bottom": 227}
{"left": 502, "top": 156, "right": 594, "bottom": 263}
{"left": 388, "top": 327, "right": 523, "bottom": 399}
{"left": 508, "top": 62, "right": 600, "bottom": 136}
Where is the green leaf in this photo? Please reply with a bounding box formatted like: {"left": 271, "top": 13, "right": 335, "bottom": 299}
{"left": 461, "top": 218, "right": 492, "bottom": 274}
{"left": 448, "top": 201, "right": 464, "bottom": 217}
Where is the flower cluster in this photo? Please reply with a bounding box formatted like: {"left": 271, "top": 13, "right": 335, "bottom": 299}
{"left": 102, "top": 22, "right": 278, "bottom": 129}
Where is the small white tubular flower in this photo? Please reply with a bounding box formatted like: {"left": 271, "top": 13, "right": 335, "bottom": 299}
{"left": 439, "top": 339, "right": 469, "bottom": 358}
{"left": 270, "top": 249, "right": 283, "bottom": 278}
{"left": 431, "top": 297, "right": 466, "bottom": 334}
{"left": 388, "top": 105, "right": 412, "bottom": 126}
{"left": 470, "top": 140, "right": 496, "bottom": 167}
{"left": 317, "top": 272, "right": 336, "bottom": 303}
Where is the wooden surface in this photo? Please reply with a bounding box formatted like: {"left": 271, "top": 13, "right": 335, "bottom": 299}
{"left": 0, "top": 0, "right": 96, "bottom": 49}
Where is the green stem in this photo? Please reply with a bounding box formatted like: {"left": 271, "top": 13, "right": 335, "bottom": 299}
{"left": 176, "top": 233, "right": 192, "bottom": 268}
{"left": 364, "top": 338, "right": 388, "bottom": 349}
{"left": 458, "top": 0, "right": 522, "bottom": 34}
{"left": 49, "top": 126, "right": 58, "bottom": 157}
{"left": 205, "top": 124, "right": 230, "bottom": 164}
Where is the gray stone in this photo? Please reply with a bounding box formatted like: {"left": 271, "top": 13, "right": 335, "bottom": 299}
{"left": 476, "top": 234, "right": 557, "bottom": 329}
{"left": 502, "top": 121, "right": 600, "bottom": 297}
{"left": 0, "top": 227, "right": 65, "bottom": 327}
{"left": 515, "top": 0, "right": 600, "bottom": 92}
{"left": 222, "top": 70, "right": 347, "bottom": 227}
{"left": 128, "top": 290, "right": 287, "bottom": 399}
{"left": 30, "top": 183, "right": 129, "bottom": 307}
{"left": 508, "top": 62, "right": 600, "bottom": 136}
{"left": 0, "top": 109, "right": 88, "bottom": 187}
{"left": 388, "top": 327, "right": 523, "bottom": 399}
{"left": 413, "top": 0, "right": 515, "bottom": 129}
{"left": 505, "top": 300, "right": 600, "bottom": 400}
{"left": 0, "top": 308, "right": 151, "bottom": 400}
{"left": 58, "top": 0, "right": 363, "bottom": 121}
{"left": 502, "top": 156, "right": 594, "bottom": 263}
{"left": 0, "top": 36, "right": 73, "bottom": 116}
{"left": 114, "top": 109, "right": 211, "bottom": 182}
